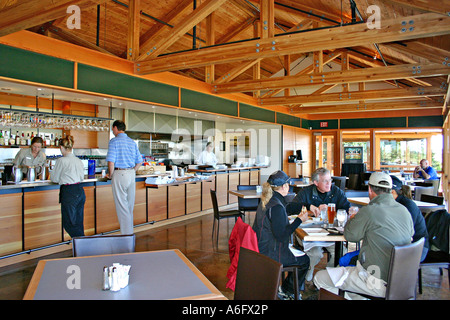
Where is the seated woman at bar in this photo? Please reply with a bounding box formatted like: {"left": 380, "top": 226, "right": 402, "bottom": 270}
{"left": 13, "top": 136, "right": 46, "bottom": 175}
{"left": 51, "top": 136, "right": 86, "bottom": 238}
{"left": 252, "top": 170, "right": 310, "bottom": 300}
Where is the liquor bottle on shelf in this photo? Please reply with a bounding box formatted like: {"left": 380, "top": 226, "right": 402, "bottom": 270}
{"left": 54, "top": 134, "right": 60, "bottom": 147}
{"left": 50, "top": 134, "right": 55, "bottom": 146}
{"left": 15, "top": 131, "right": 20, "bottom": 146}
{"left": 9, "top": 131, "right": 14, "bottom": 146}
{"left": 0, "top": 131, "right": 4, "bottom": 146}
{"left": 20, "top": 132, "right": 26, "bottom": 146}
{"left": 27, "top": 133, "right": 31, "bottom": 146}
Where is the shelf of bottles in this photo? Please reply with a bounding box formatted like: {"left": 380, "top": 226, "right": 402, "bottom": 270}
{"left": 0, "top": 107, "right": 112, "bottom": 148}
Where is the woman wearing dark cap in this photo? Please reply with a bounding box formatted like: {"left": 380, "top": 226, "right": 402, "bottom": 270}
{"left": 252, "top": 170, "right": 310, "bottom": 299}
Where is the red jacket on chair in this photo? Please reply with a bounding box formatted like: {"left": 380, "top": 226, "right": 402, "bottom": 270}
{"left": 226, "top": 217, "right": 259, "bottom": 291}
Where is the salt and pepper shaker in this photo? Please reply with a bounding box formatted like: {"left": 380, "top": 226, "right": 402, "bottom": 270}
{"left": 110, "top": 267, "right": 120, "bottom": 291}
{"left": 102, "top": 266, "right": 110, "bottom": 291}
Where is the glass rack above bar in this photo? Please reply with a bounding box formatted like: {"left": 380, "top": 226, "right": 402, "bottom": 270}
{"left": 0, "top": 107, "right": 112, "bottom": 132}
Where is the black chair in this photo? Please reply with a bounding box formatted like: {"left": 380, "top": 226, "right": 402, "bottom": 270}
{"left": 339, "top": 238, "right": 425, "bottom": 300}
{"left": 234, "top": 247, "right": 282, "bottom": 300}
{"left": 332, "top": 176, "right": 346, "bottom": 191}
{"left": 210, "top": 189, "right": 244, "bottom": 245}
{"left": 418, "top": 211, "right": 449, "bottom": 294}
{"left": 237, "top": 185, "right": 260, "bottom": 224}
{"left": 72, "top": 234, "right": 136, "bottom": 257}
{"left": 420, "top": 194, "right": 444, "bottom": 205}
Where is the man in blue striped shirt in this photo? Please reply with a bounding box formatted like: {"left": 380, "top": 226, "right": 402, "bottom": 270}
{"left": 106, "top": 120, "right": 142, "bottom": 234}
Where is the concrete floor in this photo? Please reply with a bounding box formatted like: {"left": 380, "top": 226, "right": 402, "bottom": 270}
{"left": 0, "top": 209, "right": 448, "bottom": 300}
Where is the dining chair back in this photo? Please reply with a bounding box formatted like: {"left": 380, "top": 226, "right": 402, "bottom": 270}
{"left": 414, "top": 186, "right": 434, "bottom": 201}
{"left": 332, "top": 176, "right": 346, "bottom": 191}
{"left": 423, "top": 178, "right": 440, "bottom": 196}
{"left": 338, "top": 238, "right": 424, "bottom": 300}
{"left": 385, "top": 237, "right": 425, "bottom": 300}
{"left": 236, "top": 185, "right": 260, "bottom": 223}
{"left": 72, "top": 234, "right": 136, "bottom": 257}
{"left": 420, "top": 194, "right": 444, "bottom": 205}
{"left": 234, "top": 247, "right": 282, "bottom": 300}
{"left": 210, "top": 189, "right": 244, "bottom": 245}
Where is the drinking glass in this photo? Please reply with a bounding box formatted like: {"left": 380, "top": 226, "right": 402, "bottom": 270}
{"left": 320, "top": 206, "right": 328, "bottom": 224}
{"left": 337, "top": 209, "right": 347, "bottom": 227}
{"left": 327, "top": 203, "right": 336, "bottom": 227}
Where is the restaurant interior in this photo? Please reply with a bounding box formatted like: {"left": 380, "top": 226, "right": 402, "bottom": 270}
{"left": 0, "top": 0, "right": 449, "bottom": 301}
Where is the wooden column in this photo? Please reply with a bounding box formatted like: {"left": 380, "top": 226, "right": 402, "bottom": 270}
{"left": 205, "top": 12, "right": 215, "bottom": 83}
{"left": 127, "top": 0, "right": 140, "bottom": 61}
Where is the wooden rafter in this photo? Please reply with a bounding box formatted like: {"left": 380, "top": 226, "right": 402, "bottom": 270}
{"left": 260, "top": 86, "right": 446, "bottom": 106}
{"left": 384, "top": 0, "right": 450, "bottom": 16}
{"left": 0, "top": 0, "right": 108, "bottom": 37}
{"left": 290, "top": 100, "right": 443, "bottom": 114}
{"left": 137, "top": 0, "right": 228, "bottom": 60}
{"left": 213, "top": 62, "right": 449, "bottom": 94}
{"left": 135, "top": 13, "right": 450, "bottom": 75}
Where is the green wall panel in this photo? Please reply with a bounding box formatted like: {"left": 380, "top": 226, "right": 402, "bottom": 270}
{"left": 77, "top": 64, "right": 178, "bottom": 106}
{"left": 276, "top": 112, "right": 301, "bottom": 127}
{"left": 239, "top": 103, "right": 275, "bottom": 123}
{"left": 180, "top": 89, "right": 238, "bottom": 117}
{"left": 340, "top": 117, "right": 407, "bottom": 129}
{"left": 0, "top": 44, "right": 74, "bottom": 88}
{"left": 408, "top": 115, "right": 443, "bottom": 127}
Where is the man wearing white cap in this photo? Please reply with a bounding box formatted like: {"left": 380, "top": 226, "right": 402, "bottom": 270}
{"left": 313, "top": 172, "right": 414, "bottom": 299}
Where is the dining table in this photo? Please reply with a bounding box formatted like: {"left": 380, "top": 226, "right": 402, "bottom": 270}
{"left": 23, "top": 249, "right": 226, "bottom": 300}
{"left": 347, "top": 196, "right": 445, "bottom": 212}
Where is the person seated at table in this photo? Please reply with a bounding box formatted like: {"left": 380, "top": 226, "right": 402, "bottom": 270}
{"left": 313, "top": 172, "right": 414, "bottom": 299}
{"left": 390, "top": 175, "right": 429, "bottom": 262}
{"left": 287, "top": 167, "right": 350, "bottom": 216}
{"left": 414, "top": 159, "right": 438, "bottom": 180}
{"left": 252, "top": 170, "right": 310, "bottom": 300}
{"left": 286, "top": 167, "right": 351, "bottom": 280}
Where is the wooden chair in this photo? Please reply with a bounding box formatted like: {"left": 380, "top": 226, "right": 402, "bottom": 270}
{"left": 234, "top": 247, "right": 282, "bottom": 300}
{"left": 210, "top": 189, "right": 244, "bottom": 245}
{"left": 339, "top": 238, "right": 425, "bottom": 300}
{"left": 72, "top": 234, "right": 136, "bottom": 257}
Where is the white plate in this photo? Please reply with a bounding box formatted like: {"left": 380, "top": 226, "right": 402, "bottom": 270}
{"left": 302, "top": 228, "right": 329, "bottom": 236}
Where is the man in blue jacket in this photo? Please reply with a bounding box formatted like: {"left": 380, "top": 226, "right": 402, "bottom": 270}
{"left": 286, "top": 167, "right": 351, "bottom": 281}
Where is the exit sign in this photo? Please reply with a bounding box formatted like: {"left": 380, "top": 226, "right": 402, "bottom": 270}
{"left": 320, "top": 122, "right": 328, "bottom": 128}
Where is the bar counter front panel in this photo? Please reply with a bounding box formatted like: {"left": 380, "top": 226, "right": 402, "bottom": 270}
{"left": 0, "top": 168, "right": 261, "bottom": 259}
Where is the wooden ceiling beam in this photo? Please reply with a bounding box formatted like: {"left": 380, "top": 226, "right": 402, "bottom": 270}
{"left": 0, "top": 0, "right": 108, "bottom": 37}
{"left": 213, "top": 62, "right": 449, "bottom": 94}
{"left": 137, "top": 0, "right": 228, "bottom": 60}
{"left": 384, "top": 0, "right": 450, "bottom": 16}
{"left": 384, "top": 41, "right": 450, "bottom": 65}
{"left": 126, "top": 0, "right": 140, "bottom": 61}
{"left": 214, "top": 59, "right": 262, "bottom": 84}
{"left": 135, "top": 13, "right": 450, "bottom": 75}
{"left": 290, "top": 100, "right": 444, "bottom": 114}
{"left": 137, "top": 0, "right": 193, "bottom": 60}
{"left": 260, "top": 86, "right": 446, "bottom": 106}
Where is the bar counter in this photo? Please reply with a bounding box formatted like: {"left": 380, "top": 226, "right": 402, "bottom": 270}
{"left": 0, "top": 166, "right": 263, "bottom": 260}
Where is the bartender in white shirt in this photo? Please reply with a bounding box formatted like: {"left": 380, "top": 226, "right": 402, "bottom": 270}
{"left": 196, "top": 142, "right": 217, "bottom": 166}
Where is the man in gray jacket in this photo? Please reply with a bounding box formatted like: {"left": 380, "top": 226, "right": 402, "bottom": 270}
{"left": 314, "top": 172, "right": 414, "bottom": 299}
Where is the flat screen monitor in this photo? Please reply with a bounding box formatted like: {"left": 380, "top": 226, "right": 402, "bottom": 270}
{"left": 344, "top": 146, "right": 363, "bottom": 163}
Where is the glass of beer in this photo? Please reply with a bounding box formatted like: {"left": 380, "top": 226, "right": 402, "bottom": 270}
{"left": 327, "top": 203, "right": 336, "bottom": 227}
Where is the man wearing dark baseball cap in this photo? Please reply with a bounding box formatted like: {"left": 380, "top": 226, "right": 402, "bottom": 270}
{"left": 390, "top": 175, "right": 429, "bottom": 262}
{"left": 314, "top": 171, "right": 415, "bottom": 299}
